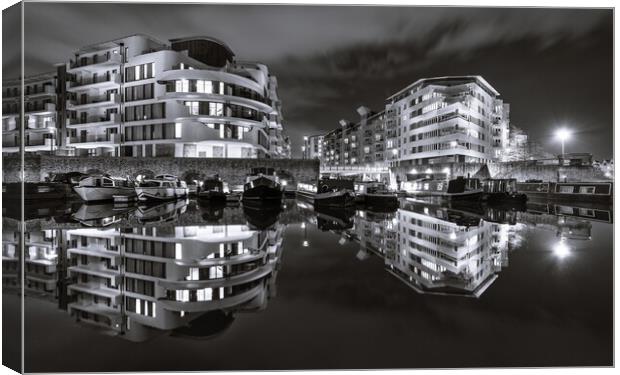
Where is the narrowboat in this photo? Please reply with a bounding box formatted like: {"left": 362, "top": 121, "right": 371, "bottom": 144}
{"left": 73, "top": 175, "right": 136, "bottom": 202}
{"left": 198, "top": 175, "right": 226, "bottom": 202}
{"left": 405, "top": 176, "right": 483, "bottom": 201}
{"left": 516, "top": 181, "right": 613, "bottom": 204}
{"left": 353, "top": 181, "right": 398, "bottom": 209}
{"left": 135, "top": 174, "right": 188, "bottom": 202}
{"left": 297, "top": 178, "right": 356, "bottom": 208}
{"left": 481, "top": 178, "right": 527, "bottom": 205}
{"left": 241, "top": 167, "right": 283, "bottom": 205}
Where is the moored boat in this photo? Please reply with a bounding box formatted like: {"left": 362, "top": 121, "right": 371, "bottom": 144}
{"left": 406, "top": 176, "right": 483, "bottom": 201}
{"left": 354, "top": 181, "right": 398, "bottom": 209}
{"left": 198, "top": 175, "right": 227, "bottom": 202}
{"left": 242, "top": 167, "right": 283, "bottom": 205}
{"left": 135, "top": 174, "right": 188, "bottom": 202}
{"left": 297, "top": 178, "right": 356, "bottom": 208}
{"left": 73, "top": 175, "right": 136, "bottom": 203}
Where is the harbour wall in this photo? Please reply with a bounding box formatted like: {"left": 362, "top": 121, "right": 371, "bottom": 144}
{"left": 3, "top": 155, "right": 320, "bottom": 186}
{"left": 3, "top": 155, "right": 609, "bottom": 184}
{"left": 390, "top": 161, "right": 610, "bottom": 182}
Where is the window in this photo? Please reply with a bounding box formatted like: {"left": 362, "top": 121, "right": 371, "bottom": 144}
{"left": 579, "top": 186, "right": 595, "bottom": 194}
{"left": 185, "top": 101, "right": 199, "bottom": 115}
{"left": 209, "top": 102, "right": 223, "bottom": 116}
{"left": 558, "top": 186, "right": 574, "bottom": 194}
{"left": 175, "top": 123, "right": 182, "bottom": 138}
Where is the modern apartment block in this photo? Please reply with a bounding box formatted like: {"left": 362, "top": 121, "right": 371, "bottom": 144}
{"left": 316, "top": 76, "right": 510, "bottom": 182}
{"left": 322, "top": 106, "right": 388, "bottom": 181}
{"left": 385, "top": 76, "right": 509, "bottom": 168}
{"left": 2, "top": 34, "right": 291, "bottom": 159}
{"left": 302, "top": 134, "right": 324, "bottom": 160}
{"left": 2, "top": 72, "right": 60, "bottom": 154}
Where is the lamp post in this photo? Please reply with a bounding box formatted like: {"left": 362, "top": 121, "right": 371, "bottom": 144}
{"left": 556, "top": 128, "right": 571, "bottom": 157}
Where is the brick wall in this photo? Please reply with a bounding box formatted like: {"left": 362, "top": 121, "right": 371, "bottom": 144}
{"left": 2, "top": 155, "right": 320, "bottom": 186}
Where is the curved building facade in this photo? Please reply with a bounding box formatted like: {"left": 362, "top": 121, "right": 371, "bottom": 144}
{"left": 60, "top": 34, "right": 289, "bottom": 158}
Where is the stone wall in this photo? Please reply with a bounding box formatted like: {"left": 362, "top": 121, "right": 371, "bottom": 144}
{"left": 3, "top": 155, "right": 320, "bottom": 186}
{"left": 389, "top": 161, "right": 610, "bottom": 183}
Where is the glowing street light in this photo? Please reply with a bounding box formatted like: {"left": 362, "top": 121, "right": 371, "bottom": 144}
{"left": 555, "top": 128, "right": 571, "bottom": 156}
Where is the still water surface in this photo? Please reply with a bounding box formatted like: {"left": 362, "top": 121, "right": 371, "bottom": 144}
{"left": 2, "top": 198, "right": 613, "bottom": 371}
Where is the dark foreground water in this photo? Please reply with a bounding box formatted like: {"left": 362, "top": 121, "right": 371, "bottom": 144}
{"left": 2, "top": 197, "right": 613, "bottom": 371}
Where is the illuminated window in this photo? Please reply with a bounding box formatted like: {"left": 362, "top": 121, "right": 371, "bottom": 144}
{"left": 175, "top": 122, "right": 182, "bottom": 138}
{"left": 175, "top": 243, "right": 182, "bottom": 259}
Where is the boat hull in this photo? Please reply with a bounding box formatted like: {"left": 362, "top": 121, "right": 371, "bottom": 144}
{"left": 314, "top": 190, "right": 356, "bottom": 208}
{"left": 198, "top": 190, "right": 227, "bottom": 202}
{"left": 74, "top": 186, "right": 135, "bottom": 202}
{"left": 242, "top": 185, "right": 283, "bottom": 203}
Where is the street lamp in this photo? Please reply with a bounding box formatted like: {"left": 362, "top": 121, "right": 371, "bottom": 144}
{"left": 555, "top": 128, "right": 571, "bottom": 156}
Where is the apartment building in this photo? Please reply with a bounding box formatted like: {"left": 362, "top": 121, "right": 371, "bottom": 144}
{"left": 2, "top": 72, "right": 60, "bottom": 154}
{"left": 2, "top": 34, "right": 290, "bottom": 159}
{"left": 302, "top": 134, "right": 323, "bottom": 160}
{"left": 64, "top": 221, "right": 283, "bottom": 341}
{"left": 322, "top": 106, "right": 388, "bottom": 180}
{"left": 386, "top": 76, "right": 509, "bottom": 168}
{"left": 316, "top": 76, "right": 510, "bottom": 182}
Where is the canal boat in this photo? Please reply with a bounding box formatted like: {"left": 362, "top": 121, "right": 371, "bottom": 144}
{"left": 516, "top": 181, "right": 613, "bottom": 204}
{"left": 353, "top": 181, "right": 399, "bottom": 209}
{"left": 73, "top": 175, "right": 136, "bottom": 202}
{"left": 198, "top": 175, "right": 227, "bottom": 202}
{"left": 406, "top": 176, "right": 483, "bottom": 201}
{"left": 481, "top": 179, "right": 527, "bottom": 205}
{"left": 297, "top": 178, "right": 356, "bottom": 207}
{"left": 241, "top": 167, "right": 283, "bottom": 205}
{"left": 135, "top": 175, "right": 188, "bottom": 202}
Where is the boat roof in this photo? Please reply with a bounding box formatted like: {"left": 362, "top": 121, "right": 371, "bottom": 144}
{"left": 155, "top": 174, "right": 178, "bottom": 180}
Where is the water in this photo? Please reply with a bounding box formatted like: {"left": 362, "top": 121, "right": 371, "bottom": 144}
{"left": 2, "top": 198, "right": 613, "bottom": 371}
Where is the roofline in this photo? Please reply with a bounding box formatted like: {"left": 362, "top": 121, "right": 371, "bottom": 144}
{"left": 74, "top": 33, "right": 168, "bottom": 54}
{"left": 387, "top": 75, "right": 501, "bottom": 101}
{"left": 169, "top": 35, "right": 235, "bottom": 57}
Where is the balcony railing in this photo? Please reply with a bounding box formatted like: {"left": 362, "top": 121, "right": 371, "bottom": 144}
{"left": 24, "top": 102, "right": 55, "bottom": 114}
{"left": 68, "top": 133, "right": 121, "bottom": 144}
{"left": 69, "top": 53, "right": 121, "bottom": 69}
{"left": 68, "top": 112, "right": 119, "bottom": 126}
{"left": 67, "top": 73, "right": 121, "bottom": 90}
{"left": 68, "top": 93, "right": 120, "bottom": 108}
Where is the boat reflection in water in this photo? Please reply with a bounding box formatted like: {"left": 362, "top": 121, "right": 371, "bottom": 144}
{"left": 3, "top": 199, "right": 285, "bottom": 343}
{"left": 72, "top": 203, "right": 136, "bottom": 227}
{"left": 134, "top": 199, "right": 188, "bottom": 224}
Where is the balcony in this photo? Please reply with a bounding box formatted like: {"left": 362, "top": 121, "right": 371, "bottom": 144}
{"left": 67, "top": 133, "right": 121, "bottom": 148}
{"left": 25, "top": 85, "right": 55, "bottom": 99}
{"left": 27, "top": 121, "right": 56, "bottom": 131}
{"left": 25, "top": 102, "right": 56, "bottom": 115}
{"left": 67, "top": 112, "right": 119, "bottom": 128}
{"left": 67, "top": 73, "right": 121, "bottom": 92}
{"left": 68, "top": 93, "right": 120, "bottom": 110}
{"left": 25, "top": 138, "right": 56, "bottom": 151}
{"left": 68, "top": 53, "right": 122, "bottom": 73}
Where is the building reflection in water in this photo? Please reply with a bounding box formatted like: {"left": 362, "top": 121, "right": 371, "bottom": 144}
{"left": 3, "top": 199, "right": 285, "bottom": 342}
{"left": 316, "top": 199, "right": 609, "bottom": 298}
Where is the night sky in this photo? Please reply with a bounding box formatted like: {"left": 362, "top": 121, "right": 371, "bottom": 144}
{"left": 3, "top": 3, "right": 613, "bottom": 159}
